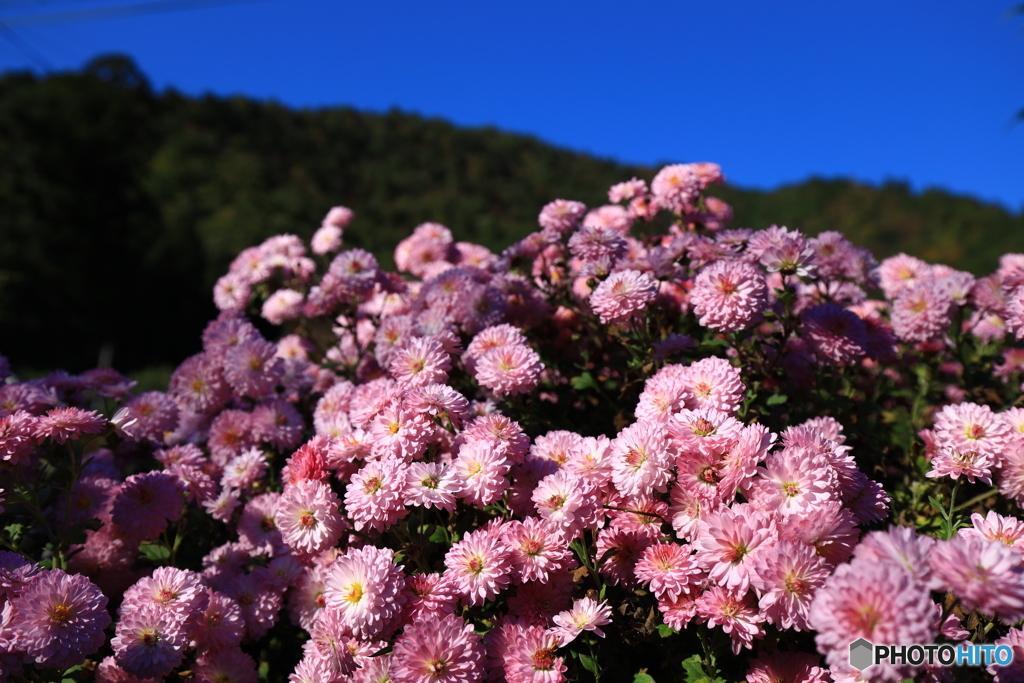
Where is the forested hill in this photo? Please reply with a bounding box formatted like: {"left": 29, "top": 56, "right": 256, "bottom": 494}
{"left": 2, "top": 55, "right": 1022, "bottom": 374}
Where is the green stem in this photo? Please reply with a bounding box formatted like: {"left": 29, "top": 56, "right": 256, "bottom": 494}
{"left": 952, "top": 487, "right": 998, "bottom": 513}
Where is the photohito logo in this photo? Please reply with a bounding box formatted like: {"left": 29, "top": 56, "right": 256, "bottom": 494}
{"left": 849, "top": 639, "right": 1014, "bottom": 670}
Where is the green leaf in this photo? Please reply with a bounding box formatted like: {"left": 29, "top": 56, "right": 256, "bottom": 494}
{"left": 765, "top": 394, "right": 788, "bottom": 406}
{"left": 428, "top": 526, "right": 448, "bottom": 544}
{"left": 633, "top": 673, "right": 657, "bottom": 683}
{"left": 701, "top": 338, "right": 730, "bottom": 350}
{"left": 682, "top": 655, "right": 714, "bottom": 683}
{"left": 656, "top": 624, "right": 677, "bottom": 638}
{"left": 3, "top": 523, "right": 25, "bottom": 545}
{"left": 579, "top": 653, "right": 600, "bottom": 676}
{"left": 572, "top": 372, "right": 595, "bottom": 390}
{"left": 139, "top": 542, "right": 170, "bottom": 562}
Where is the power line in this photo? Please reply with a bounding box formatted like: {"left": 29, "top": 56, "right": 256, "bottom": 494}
{"left": 0, "top": 22, "right": 52, "bottom": 69}
{"left": 0, "top": 0, "right": 273, "bottom": 27}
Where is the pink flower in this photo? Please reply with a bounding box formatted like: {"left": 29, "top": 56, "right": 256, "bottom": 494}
{"left": 809, "top": 557, "right": 937, "bottom": 681}
{"left": 112, "top": 392, "right": 179, "bottom": 444}
{"left": 392, "top": 614, "right": 484, "bottom": 683}
{"left": 690, "top": 260, "right": 768, "bottom": 332}
{"left": 929, "top": 536, "right": 1024, "bottom": 621}
{"left": 746, "top": 652, "right": 829, "bottom": 683}
{"left": 454, "top": 439, "right": 511, "bottom": 507}
{"left": 651, "top": 164, "right": 700, "bottom": 213}
{"left": 344, "top": 457, "right": 409, "bottom": 533}
{"left": 444, "top": 526, "right": 513, "bottom": 606}
{"left": 589, "top": 270, "right": 658, "bottom": 324}
{"left": 223, "top": 339, "right": 283, "bottom": 400}
{"left": 610, "top": 421, "right": 673, "bottom": 499}
{"left": 926, "top": 446, "right": 996, "bottom": 484}
{"left": 33, "top": 407, "right": 106, "bottom": 444}
{"left": 112, "top": 603, "right": 189, "bottom": 679}
{"left": 0, "top": 410, "right": 39, "bottom": 465}
{"left": 121, "top": 567, "right": 207, "bottom": 621}
{"left": 111, "top": 471, "right": 186, "bottom": 543}
{"left": 537, "top": 199, "right": 587, "bottom": 234}
{"left": 221, "top": 447, "right": 268, "bottom": 490}
{"left": 634, "top": 542, "right": 700, "bottom": 602}
{"left": 190, "top": 590, "right": 245, "bottom": 653}
{"left": 532, "top": 469, "right": 600, "bottom": 538}
{"left": 324, "top": 545, "right": 407, "bottom": 640}
{"left": 193, "top": 647, "right": 258, "bottom": 683}
{"left": 474, "top": 344, "right": 543, "bottom": 396}
{"left": 749, "top": 540, "right": 830, "bottom": 631}
{"left": 390, "top": 336, "right": 452, "bottom": 387}
{"left": 548, "top": 597, "right": 613, "bottom": 647}
{"left": 932, "top": 401, "right": 1011, "bottom": 462}
{"left": 695, "top": 586, "right": 765, "bottom": 654}
{"left": 681, "top": 356, "right": 745, "bottom": 414}
{"left": 275, "top": 479, "right": 346, "bottom": 555}
{"left": 405, "top": 461, "right": 462, "bottom": 511}
{"left": 960, "top": 510, "right": 1024, "bottom": 552}
{"left": 9, "top": 569, "right": 110, "bottom": 669}
{"left": 800, "top": 304, "right": 869, "bottom": 365}
{"left": 261, "top": 288, "right": 304, "bottom": 325}
{"left": 746, "top": 446, "right": 840, "bottom": 516}
{"left": 503, "top": 628, "right": 566, "bottom": 683}
{"left": 890, "top": 281, "right": 953, "bottom": 343}
{"left": 694, "top": 505, "right": 777, "bottom": 594}
{"left": 502, "top": 517, "right": 572, "bottom": 584}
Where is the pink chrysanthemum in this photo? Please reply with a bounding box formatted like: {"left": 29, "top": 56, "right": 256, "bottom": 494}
{"left": 681, "top": 356, "right": 746, "bottom": 414}
{"left": 890, "top": 282, "right": 954, "bottom": 343}
{"left": 193, "top": 647, "right": 258, "bottom": 683}
{"left": 33, "top": 407, "right": 106, "bottom": 444}
{"left": 252, "top": 398, "right": 305, "bottom": 451}
{"left": 261, "top": 288, "right": 305, "bottom": 325}
{"left": 746, "top": 652, "right": 829, "bottom": 683}
{"left": 595, "top": 526, "right": 651, "bottom": 588}
{"left": 695, "top": 586, "right": 766, "bottom": 654}
{"left": 221, "top": 447, "right": 268, "bottom": 491}
{"left": 402, "top": 572, "right": 459, "bottom": 622}
{"left": 690, "top": 260, "right": 768, "bottom": 332}
{"left": 929, "top": 536, "right": 1024, "bottom": 622}
{"left": 502, "top": 517, "right": 572, "bottom": 584}
{"left": 454, "top": 439, "right": 511, "bottom": 507}
{"left": 444, "top": 526, "right": 513, "bottom": 606}
{"left": 223, "top": 338, "right": 282, "bottom": 400}
{"left": 548, "top": 597, "right": 613, "bottom": 647}
{"left": 367, "top": 400, "right": 434, "bottom": 461}
{"left": 635, "top": 371, "right": 691, "bottom": 424}
{"left": 474, "top": 344, "right": 543, "bottom": 396}
{"left": 0, "top": 409, "right": 39, "bottom": 465}
{"left": 610, "top": 421, "right": 673, "bottom": 498}
{"left": 405, "top": 461, "right": 462, "bottom": 511}
{"left": 537, "top": 199, "right": 587, "bottom": 234}
{"left": 932, "top": 401, "right": 1011, "bottom": 462}
{"left": 651, "top": 164, "right": 700, "bottom": 213}
{"left": 878, "top": 252, "right": 930, "bottom": 300}
{"left": 567, "top": 225, "right": 627, "bottom": 262}
{"left": 121, "top": 567, "right": 207, "bottom": 621}
{"left": 8, "top": 569, "right": 110, "bottom": 670}
{"left": 308, "top": 609, "right": 358, "bottom": 678}
{"left": 960, "top": 510, "right": 1024, "bottom": 552}
{"left": 853, "top": 527, "right": 935, "bottom": 584}
{"left": 111, "top": 471, "right": 186, "bottom": 543}
{"left": 275, "top": 479, "right": 346, "bottom": 555}
{"left": 694, "top": 505, "right": 777, "bottom": 594}
{"left": 589, "top": 270, "right": 658, "bottom": 325}
{"left": 112, "top": 603, "right": 189, "bottom": 679}
{"left": 324, "top": 545, "right": 407, "bottom": 640}
{"left": 926, "top": 446, "right": 996, "bottom": 484}
{"left": 392, "top": 614, "right": 485, "bottom": 683}
{"left": 800, "top": 304, "right": 869, "bottom": 365}
{"left": 808, "top": 557, "right": 937, "bottom": 681}
{"left": 344, "top": 457, "right": 409, "bottom": 533}
{"left": 634, "top": 542, "right": 700, "bottom": 602}
{"left": 532, "top": 469, "right": 600, "bottom": 539}
{"left": 111, "top": 391, "right": 180, "bottom": 444}
{"left": 746, "top": 446, "right": 840, "bottom": 516}
{"left": 405, "top": 383, "right": 471, "bottom": 429}
{"left": 749, "top": 540, "right": 830, "bottom": 631}
{"left": 390, "top": 336, "right": 452, "bottom": 388}
{"left": 504, "top": 628, "right": 566, "bottom": 683}
{"left": 190, "top": 589, "right": 245, "bottom": 654}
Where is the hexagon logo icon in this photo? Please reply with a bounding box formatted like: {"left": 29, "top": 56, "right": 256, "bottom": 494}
{"left": 849, "top": 638, "right": 874, "bottom": 670}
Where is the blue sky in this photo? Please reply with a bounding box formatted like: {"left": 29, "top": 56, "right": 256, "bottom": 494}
{"left": 2, "top": 0, "right": 1022, "bottom": 211}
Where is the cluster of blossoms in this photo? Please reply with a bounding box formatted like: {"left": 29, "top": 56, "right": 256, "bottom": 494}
{"left": 3, "top": 161, "right": 1024, "bottom": 683}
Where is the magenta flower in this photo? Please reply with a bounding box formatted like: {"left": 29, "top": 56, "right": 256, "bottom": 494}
{"left": 9, "top": 569, "right": 110, "bottom": 670}
{"left": 111, "top": 470, "right": 186, "bottom": 543}
{"left": 275, "top": 479, "right": 346, "bottom": 555}
{"left": 392, "top": 613, "right": 485, "bottom": 683}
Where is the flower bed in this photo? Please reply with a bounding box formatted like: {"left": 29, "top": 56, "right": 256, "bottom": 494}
{"left": 3, "top": 163, "right": 1024, "bottom": 682}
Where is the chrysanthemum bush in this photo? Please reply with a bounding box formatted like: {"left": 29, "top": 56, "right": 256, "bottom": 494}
{"left": 4, "top": 163, "right": 1024, "bottom": 683}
